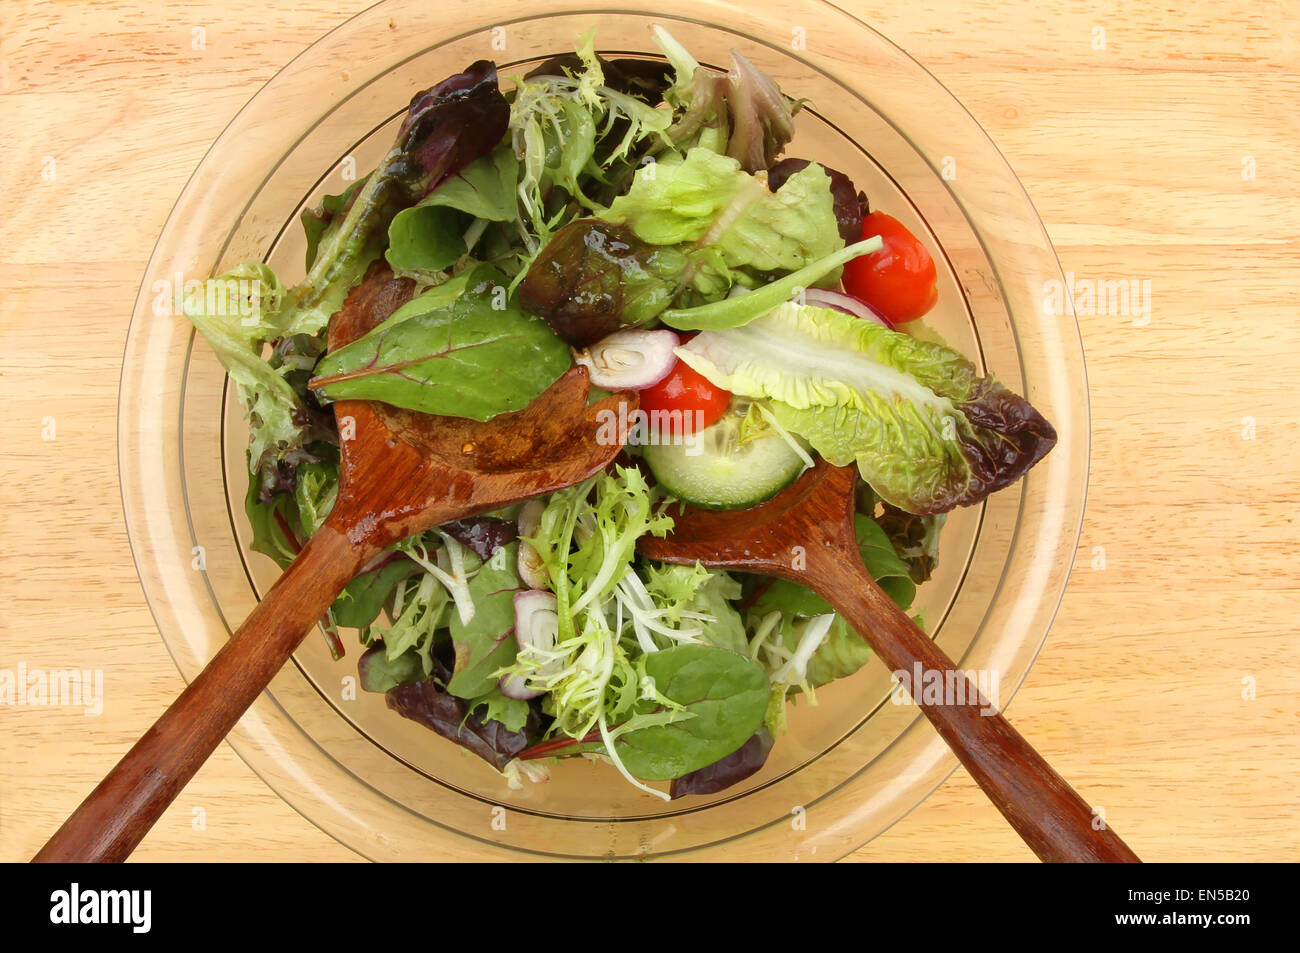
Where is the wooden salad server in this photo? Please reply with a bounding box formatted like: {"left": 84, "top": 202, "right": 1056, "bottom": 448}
{"left": 638, "top": 459, "right": 1140, "bottom": 863}
{"left": 35, "top": 266, "right": 636, "bottom": 862}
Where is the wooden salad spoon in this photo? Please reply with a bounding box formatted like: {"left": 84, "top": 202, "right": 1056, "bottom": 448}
{"left": 34, "top": 265, "right": 636, "bottom": 862}
{"left": 638, "top": 459, "right": 1141, "bottom": 863}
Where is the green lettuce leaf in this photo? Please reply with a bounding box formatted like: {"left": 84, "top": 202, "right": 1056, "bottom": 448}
{"left": 242, "top": 455, "right": 300, "bottom": 569}
{"left": 639, "top": 562, "right": 748, "bottom": 656}
{"left": 180, "top": 263, "right": 331, "bottom": 478}
{"left": 508, "top": 34, "right": 673, "bottom": 257}
{"left": 293, "top": 451, "right": 338, "bottom": 537}
{"left": 519, "top": 149, "right": 877, "bottom": 338}
{"left": 651, "top": 27, "right": 798, "bottom": 172}
{"left": 309, "top": 266, "right": 571, "bottom": 419}
{"left": 372, "top": 572, "right": 449, "bottom": 677}
{"left": 466, "top": 685, "right": 532, "bottom": 733}
{"left": 385, "top": 143, "right": 521, "bottom": 273}
{"left": 446, "top": 543, "right": 525, "bottom": 699}
{"left": 283, "top": 61, "right": 510, "bottom": 335}
{"left": 301, "top": 178, "right": 366, "bottom": 272}
{"left": 677, "top": 301, "right": 1057, "bottom": 513}
{"left": 501, "top": 466, "right": 671, "bottom": 743}
{"left": 330, "top": 555, "right": 419, "bottom": 630}
{"left": 795, "top": 616, "right": 872, "bottom": 690}
{"left": 601, "top": 148, "right": 843, "bottom": 275}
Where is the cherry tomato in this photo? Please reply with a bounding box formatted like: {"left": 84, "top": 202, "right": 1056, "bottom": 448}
{"left": 640, "top": 336, "right": 731, "bottom": 437}
{"left": 842, "top": 211, "right": 938, "bottom": 324}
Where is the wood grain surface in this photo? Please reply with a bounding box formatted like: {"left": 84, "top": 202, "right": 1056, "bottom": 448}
{"left": 1, "top": 0, "right": 1297, "bottom": 862}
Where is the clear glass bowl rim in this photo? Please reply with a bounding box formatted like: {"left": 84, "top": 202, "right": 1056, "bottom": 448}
{"left": 118, "top": 0, "right": 1089, "bottom": 861}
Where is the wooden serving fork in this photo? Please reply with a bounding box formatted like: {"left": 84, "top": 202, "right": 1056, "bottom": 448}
{"left": 639, "top": 459, "right": 1140, "bottom": 862}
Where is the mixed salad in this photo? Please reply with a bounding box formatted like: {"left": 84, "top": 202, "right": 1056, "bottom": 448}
{"left": 181, "top": 28, "right": 1056, "bottom": 800}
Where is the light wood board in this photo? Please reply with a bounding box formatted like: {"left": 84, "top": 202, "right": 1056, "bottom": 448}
{"left": 0, "top": 0, "right": 1296, "bottom": 861}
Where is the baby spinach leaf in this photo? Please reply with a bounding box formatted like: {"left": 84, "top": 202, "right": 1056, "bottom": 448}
{"left": 384, "top": 142, "right": 519, "bottom": 270}
{"left": 420, "top": 142, "right": 519, "bottom": 222}
{"left": 613, "top": 644, "right": 768, "bottom": 780}
{"left": 331, "top": 556, "right": 419, "bottom": 629}
{"left": 378, "top": 574, "right": 449, "bottom": 676}
{"left": 385, "top": 205, "right": 465, "bottom": 273}
{"left": 243, "top": 466, "right": 300, "bottom": 569}
{"left": 310, "top": 266, "right": 571, "bottom": 419}
{"left": 446, "top": 542, "right": 525, "bottom": 699}
{"left": 854, "top": 515, "right": 917, "bottom": 610}
{"left": 670, "top": 727, "right": 774, "bottom": 798}
{"left": 358, "top": 643, "right": 423, "bottom": 693}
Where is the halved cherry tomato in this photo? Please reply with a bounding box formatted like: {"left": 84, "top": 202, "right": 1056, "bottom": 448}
{"left": 640, "top": 334, "right": 731, "bottom": 437}
{"left": 842, "top": 211, "right": 938, "bottom": 324}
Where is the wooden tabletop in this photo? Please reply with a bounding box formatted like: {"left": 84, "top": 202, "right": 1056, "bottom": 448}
{"left": 1, "top": 0, "right": 1296, "bottom": 862}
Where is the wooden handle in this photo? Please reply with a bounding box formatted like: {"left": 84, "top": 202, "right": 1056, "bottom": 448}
{"left": 33, "top": 524, "right": 369, "bottom": 863}
{"left": 808, "top": 547, "right": 1140, "bottom": 863}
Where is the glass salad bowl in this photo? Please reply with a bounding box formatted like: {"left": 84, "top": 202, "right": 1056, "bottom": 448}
{"left": 119, "top": 0, "right": 1088, "bottom": 860}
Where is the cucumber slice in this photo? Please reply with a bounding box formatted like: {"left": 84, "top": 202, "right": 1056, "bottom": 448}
{"left": 643, "top": 413, "right": 809, "bottom": 510}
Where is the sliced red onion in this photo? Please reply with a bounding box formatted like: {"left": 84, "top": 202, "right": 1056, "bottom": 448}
{"left": 498, "top": 673, "right": 540, "bottom": 700}
{"left": 516, "top": 499, "right": 549, "bottom": 591}
{"left": 803, "top": 287, "right": 896, "bottom": 330}
{"left": 500, "top": 590, "right": 561, "bottom": 700}
{"left": 573, "top": 329, "right": 680, "bottom": 390}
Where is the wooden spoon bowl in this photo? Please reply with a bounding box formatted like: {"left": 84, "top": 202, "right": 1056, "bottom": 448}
{"left": 34, "top": 265, "right": 635, "bottom": 862}
{"left": 639, "top": 459, "right": 1140, "bottom": 863}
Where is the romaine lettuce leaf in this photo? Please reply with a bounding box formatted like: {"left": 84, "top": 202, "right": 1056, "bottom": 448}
{"left": 676, "top": 301, "right": 1057, "bottom": 513}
